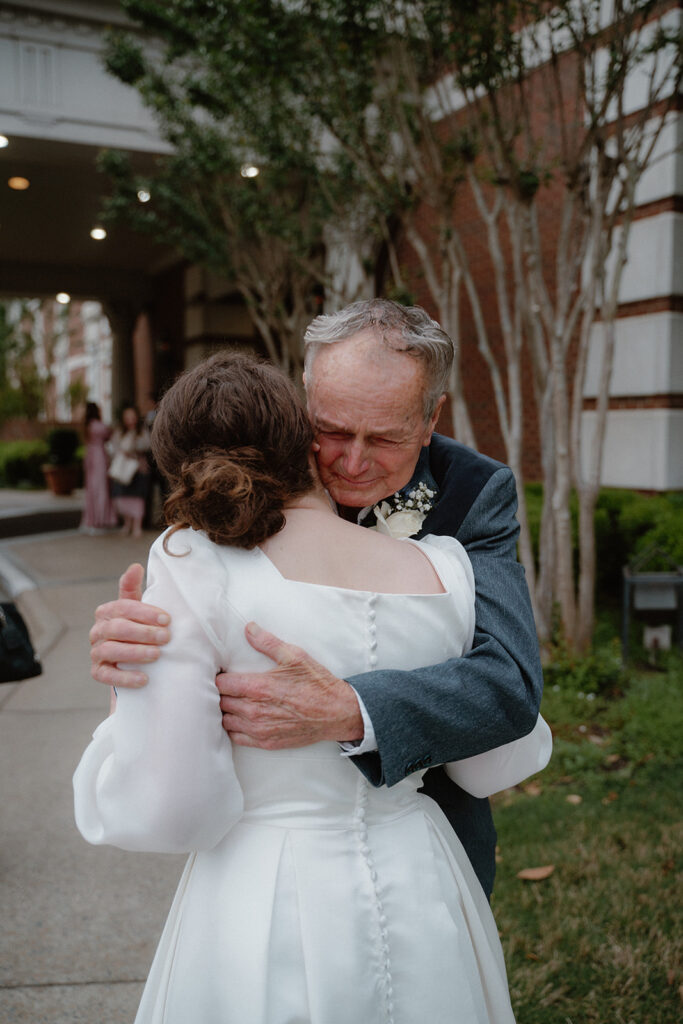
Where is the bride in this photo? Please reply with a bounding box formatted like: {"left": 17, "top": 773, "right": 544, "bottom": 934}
{"left": 74, "top": 351, "right": 548, "bottom": 1024}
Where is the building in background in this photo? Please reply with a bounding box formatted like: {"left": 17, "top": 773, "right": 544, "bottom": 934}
{"left": 0, "top": 0, "right": 259, "bottom": 425}
{"left": 0, "top": 0, "right": 680, "bottom": 490}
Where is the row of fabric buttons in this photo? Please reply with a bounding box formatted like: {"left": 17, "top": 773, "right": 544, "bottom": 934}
{"left": 354, "top": 775, "right": 394, "bottom": 1023}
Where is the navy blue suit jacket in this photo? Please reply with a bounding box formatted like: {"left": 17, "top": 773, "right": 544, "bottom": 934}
{"left": 348, "top": 434, "right": 543, "bottom": 897}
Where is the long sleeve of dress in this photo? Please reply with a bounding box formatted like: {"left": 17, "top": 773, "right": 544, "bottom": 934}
{"left": 444, "top": 716, "right": 552, "bottom": 798}
{"left": 73, "top": 531, "right": 244, "bottom": 854}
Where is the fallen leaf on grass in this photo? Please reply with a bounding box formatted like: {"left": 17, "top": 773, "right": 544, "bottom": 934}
{"left": 601, "top": 791, "right": 618, "bottom": 805}
{"left": 517, "top": 865, "right": 555, "bottom": 881}
{"left": 523, "top": 781, "right": 543, "bottom": 796}
{"left": 605, "top": 753, "right": 622, "bottom": 765}
{"left": 566, "top": 794, "right": 582, "bottom": 805}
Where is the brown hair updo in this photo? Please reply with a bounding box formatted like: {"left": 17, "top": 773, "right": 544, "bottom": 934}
{"left": 151, "top": 351, "right": 314, "bottom": 549}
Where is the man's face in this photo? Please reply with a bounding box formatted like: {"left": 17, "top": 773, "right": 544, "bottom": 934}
{"left": 306, "top": 331, "right": 443, "bottom": 509}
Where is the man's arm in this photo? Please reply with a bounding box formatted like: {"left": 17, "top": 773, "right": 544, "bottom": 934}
{"left": 348, "top": 466, "right": 543, "bottom": 787}
{"left": 217, "top": 464, "right": 541, "bottom": 767}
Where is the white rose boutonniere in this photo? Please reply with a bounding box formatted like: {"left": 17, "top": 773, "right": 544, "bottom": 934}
{"left": 372, "top": 481, "right": 436, "bottom": 539}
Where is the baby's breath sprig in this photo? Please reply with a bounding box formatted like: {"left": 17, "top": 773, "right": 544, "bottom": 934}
{"left": 385, "top": 481, "right": 436, "bottom": 516}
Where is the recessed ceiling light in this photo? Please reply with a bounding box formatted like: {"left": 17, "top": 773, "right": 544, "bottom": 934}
{"left": 240, "top": 163, "right": 259, "bottom": 178}
{"left": 137, "top": 188, "right": 151, "bottom": 203}
{"left": 56, "top": 292, "right": 70, "bottom": 304}
{"left": 90, "top": 227, "right": 107, "bottom": 240}
{"left": 8, "top": 176, "right": 29, "bottom": 190}
{"left": 0, "top": 135, "right": 9, "bottom": 148}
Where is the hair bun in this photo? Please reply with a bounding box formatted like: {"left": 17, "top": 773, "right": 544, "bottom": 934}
{"left": 166, "top": 447, "right": 287, "bottom": 548}
{"left": 151, "top": 351, "right": 314, "bottom": 549}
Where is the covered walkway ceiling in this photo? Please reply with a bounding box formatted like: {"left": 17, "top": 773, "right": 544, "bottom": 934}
{"left": 0, "top": 0, "right": 176, "bottom": 305}
{"left": 0, "top": 133, "right": 173, "bottom": 304}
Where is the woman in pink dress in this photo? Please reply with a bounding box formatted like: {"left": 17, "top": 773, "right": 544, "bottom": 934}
{"left": 80, "top": 403, "right": 117, "bottom": 532}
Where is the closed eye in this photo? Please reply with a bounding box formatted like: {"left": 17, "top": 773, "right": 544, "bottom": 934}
{"left": 371, "top": 437, "right": 402, "bottom": 448}
{"left": 319, "top": 430, "right": 352, "bottom": 441}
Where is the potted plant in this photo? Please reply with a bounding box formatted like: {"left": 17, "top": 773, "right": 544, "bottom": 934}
{"left": 42, "top": 427, "right": 81, "bottom": 495}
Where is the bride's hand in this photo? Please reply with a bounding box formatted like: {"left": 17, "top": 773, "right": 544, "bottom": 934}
{"left": 216, "top": 622, "right": 364, "bottom": 749}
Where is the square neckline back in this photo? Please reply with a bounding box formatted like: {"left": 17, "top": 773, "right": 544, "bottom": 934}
{"left": 252, "top": 539, "right": 451, "bottom": 599}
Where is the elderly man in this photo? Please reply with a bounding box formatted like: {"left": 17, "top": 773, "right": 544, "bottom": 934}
{"left": 90, "top": 298, "right": 542, "bottom": 898}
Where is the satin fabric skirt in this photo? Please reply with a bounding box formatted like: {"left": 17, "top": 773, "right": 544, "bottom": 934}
{"left": 134, "top": 748, "right": 515, "bottom": 1024}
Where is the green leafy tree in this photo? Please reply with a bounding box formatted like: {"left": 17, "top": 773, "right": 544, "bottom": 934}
{"left": 274, "top": 0, "right": 680, "bottom": 650}
{"left": 101, "top": 2, "right": 387, "bottom": 375}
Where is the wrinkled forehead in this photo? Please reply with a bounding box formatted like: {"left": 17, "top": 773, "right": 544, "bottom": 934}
{"left": 307, "top": 329, "right": 424, "bottom": 386}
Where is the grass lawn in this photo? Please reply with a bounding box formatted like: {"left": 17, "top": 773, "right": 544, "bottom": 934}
{"left": 490, "top": 657, "right": 682, "bottom": 1023}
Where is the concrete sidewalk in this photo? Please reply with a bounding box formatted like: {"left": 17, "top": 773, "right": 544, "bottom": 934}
{"left": 0, "top": 528, "right": 185, "bottom": 1023}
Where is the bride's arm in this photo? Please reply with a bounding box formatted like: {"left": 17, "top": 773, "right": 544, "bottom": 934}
{"left": 443, "top": 716, "right": 552, "bottom": 798}
{"left": 73, "top": 532, "right": 243, "bottom": 853}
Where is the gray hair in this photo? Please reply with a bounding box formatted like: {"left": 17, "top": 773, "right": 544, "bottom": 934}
{"left": 303, "top": 298, "right": 454, "bottom": 421}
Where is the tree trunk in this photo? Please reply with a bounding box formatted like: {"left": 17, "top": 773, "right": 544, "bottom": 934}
{"left": 551, "top": 333, "right": 576, "bottom": 646}
{"left": 576, "top": 486, "right": 599, "bottom": 653}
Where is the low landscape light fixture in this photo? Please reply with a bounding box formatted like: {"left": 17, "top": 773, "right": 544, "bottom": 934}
{"left": 137, "top": 188, "right": 151, "bottom": 203}
{"left": 0, "top": 135, "right": 9, "bottom": 148}
{"left": 90, "top": 227, "right": 107, "bottom": 240}
{"left": 240, "top": 163, "right": 260, "bottom": 178}
{"left": 8, "top": 176, "right": 29, "bottom": 190}
{"left": 622, "top": 546, "right": 683, "bottom": 662}
{"left": 56, "top": 292, "right": 70, "bottom": 304}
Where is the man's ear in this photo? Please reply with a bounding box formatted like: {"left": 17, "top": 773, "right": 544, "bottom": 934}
{"left": 423, "top": 394, "right": 447, "bottom": 444}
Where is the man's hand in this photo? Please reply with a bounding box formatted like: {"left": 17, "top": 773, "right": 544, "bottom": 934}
{"left": 217, "top": 623, "right": 364, "bottom": 749}
{"left": 90, "top": 563, "right": 171, "bottom": 689}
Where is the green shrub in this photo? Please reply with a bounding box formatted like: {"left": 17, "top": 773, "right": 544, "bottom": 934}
{"left": 524, "top": 485, "right": 683, "bottom": 605}
{"left": 0, "top": 440, "right": 49, "bottom": 488}
{"left": 543, "top": 637, "right": 628, "bottom": 699}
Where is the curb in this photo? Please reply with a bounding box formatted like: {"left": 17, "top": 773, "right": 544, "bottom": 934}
{"left": 0, "top": 507, "right": 82, "bottom": 540}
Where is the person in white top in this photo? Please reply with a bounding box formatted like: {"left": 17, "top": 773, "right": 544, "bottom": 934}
{"left": 74, "top": 351, "right": 550, "bottom": 1024}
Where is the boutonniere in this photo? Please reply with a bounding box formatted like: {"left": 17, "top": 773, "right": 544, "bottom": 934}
{"left": 372, "top": 481, "right": 437, "bottom": 539}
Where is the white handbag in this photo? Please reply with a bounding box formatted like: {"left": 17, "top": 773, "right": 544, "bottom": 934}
{"left": 108, "top": 451, "right": 139, "bottom": 485}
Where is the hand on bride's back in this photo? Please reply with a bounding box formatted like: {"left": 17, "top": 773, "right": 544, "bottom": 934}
{"left": 216, "top": 622, "right": 364, "bottom": 748}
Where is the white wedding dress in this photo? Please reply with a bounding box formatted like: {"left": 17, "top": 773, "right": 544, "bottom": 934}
{"left": 73, "top": 527, "right": 542, "bottom": 1024}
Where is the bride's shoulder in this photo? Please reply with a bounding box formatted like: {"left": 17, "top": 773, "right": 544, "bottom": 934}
{"left": 411, "top": 534, "right": 475, "bottom": 597}
{"left": 147, "top": 526, "right": 241, "bottom": 582}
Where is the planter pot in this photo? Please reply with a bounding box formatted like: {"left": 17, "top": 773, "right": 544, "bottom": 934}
{"left": 42, "top": 464, "right": 80, "bottom": 496}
